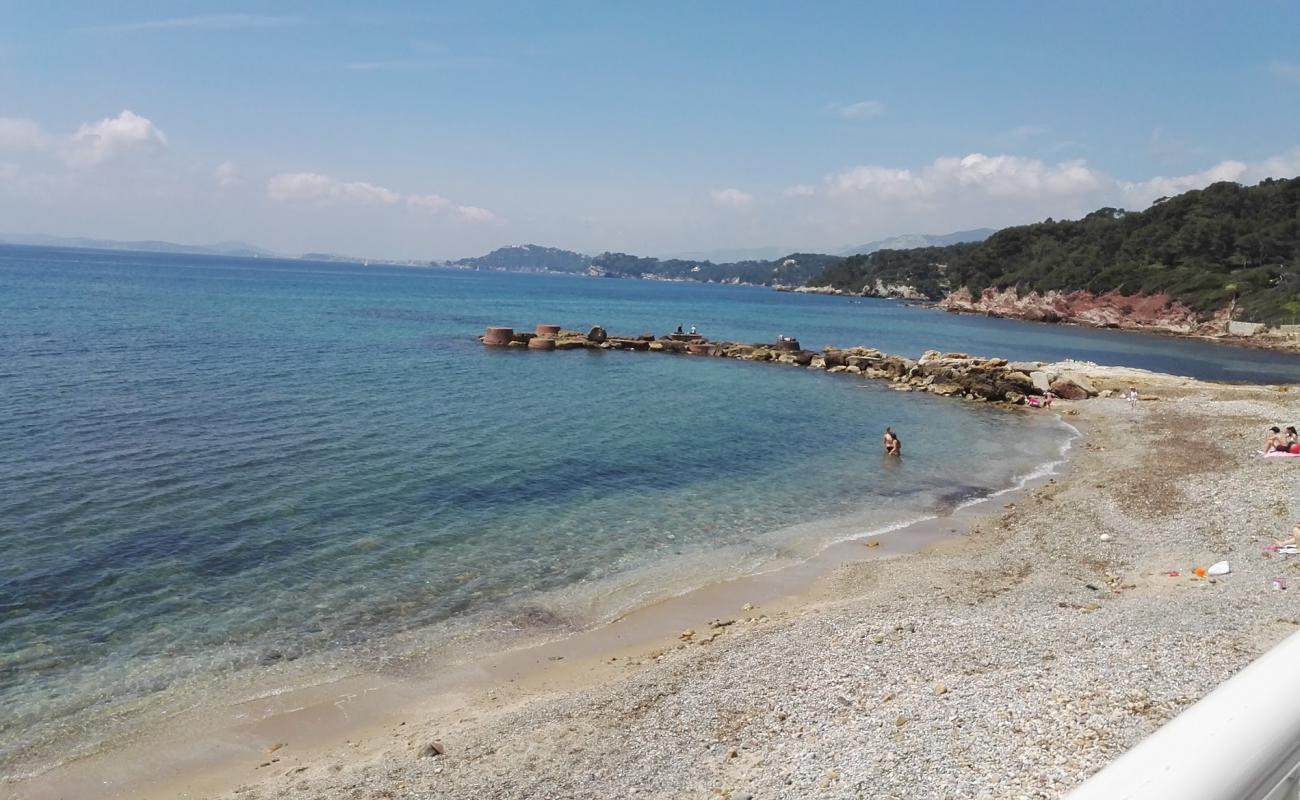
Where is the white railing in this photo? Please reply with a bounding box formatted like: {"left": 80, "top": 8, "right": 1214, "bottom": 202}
{"left": 1067, "top": 629, "right": 1300, "bottom": 800}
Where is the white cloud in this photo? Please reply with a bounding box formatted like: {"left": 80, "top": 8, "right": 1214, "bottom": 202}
{"left": 834, "top": 100, "right": 885, "bottom": 119}
{"left": 783, "top": 184, "right": 816, "bottom": 198}
{"left": 87, "top": 14, "right": 300, "bottom": 34}
{"left": 213, "top": 161, "right": 243, "bottom": 189}
{"left": 1268, "top": 60, "right": 1300, "bottom": 84}
{"left": 711, "top": 188, "right": 754, "bottom": 208}
{"left": 798, "top": 148, "right": 1300, "bottom": 248}
{"left": 67, "top": 110, "right": 167, "bottom": 166}
{"left": 407, "top": 193, "right": 452, "bottom": 213}
{"left": 829, "top": 153, "right": 1103, "bottom": 199}
{"left": 1249, "top": 148, "right": 1300, "bottom": 179}
{"left": 0, "top": 118, "right": 48, "bottom": 151}
{"left": 457, "top": 205, "right": 500, "bottom": 224}
{"left": 267, "top": 171, "right": 501, "bottom": 225}
{"left": 828, "top": 165, "right": 919, "bottom": 197}
{"left": 1118, "top": 153, "right": 1300, "bottom": 206}
{"left": 267, "top": 172, "right": 401, "bottom": 206}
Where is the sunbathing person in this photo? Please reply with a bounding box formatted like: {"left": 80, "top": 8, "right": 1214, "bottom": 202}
{"left": 1274, "top": 522, "right": 1300, "bottom": 550}
{"left": 1267, "top": 427, "right": 1287, "bottom": 452}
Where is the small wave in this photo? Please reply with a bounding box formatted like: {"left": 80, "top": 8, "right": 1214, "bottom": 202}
{"left": 954, "top": 417, "right": 1079, "bottom": 510}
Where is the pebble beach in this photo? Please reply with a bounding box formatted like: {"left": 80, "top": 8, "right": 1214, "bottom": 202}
{"left": 168, "top": 367, "right": 1295, "bottom": 800}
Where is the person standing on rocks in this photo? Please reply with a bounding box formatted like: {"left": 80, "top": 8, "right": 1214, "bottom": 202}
{"left": 883, "top": 427, "right": 901, "bottom": 457}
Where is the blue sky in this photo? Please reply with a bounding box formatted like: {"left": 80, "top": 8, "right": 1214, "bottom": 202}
{"left": 1, "top": 1, "right": 1298, "bottom": 259}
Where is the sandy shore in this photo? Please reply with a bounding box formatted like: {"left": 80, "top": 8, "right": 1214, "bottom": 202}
{"left": 14, "top": 367, "right": 1300, "bottom": 799}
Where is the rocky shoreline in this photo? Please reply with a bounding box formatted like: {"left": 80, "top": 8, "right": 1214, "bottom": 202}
{"left": 785, "top": 285, "right": 1300, "bottom": 354}
{"left": 482, "top": 325, "right": 1104, "bottom": 405}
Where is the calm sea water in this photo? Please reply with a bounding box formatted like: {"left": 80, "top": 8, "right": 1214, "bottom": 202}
{"left": 3, "top": 245, "right": 1299, "bottom": 778}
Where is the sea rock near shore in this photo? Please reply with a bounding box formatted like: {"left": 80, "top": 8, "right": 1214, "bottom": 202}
{"left": 483, "top": 322, "right": 1098, "bottom": 405}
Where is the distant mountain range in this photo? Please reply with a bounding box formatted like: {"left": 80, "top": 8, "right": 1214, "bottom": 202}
{"left": 3, "top": 227, "right": 1001, "bottom": 286}
{"left": 448, "top": 244, "right": 592, "bottom": 273}
{"left": 447, "top": 244, "right": 841, "bottom": 286}
{"left": 446, "top": 231, "right": 994, "bottom": 287}
{"left": 838, "top": 228, "right": 996, "bottom": 257}
{"left": 0, "top": 233, "right": 280, "bottom": 258}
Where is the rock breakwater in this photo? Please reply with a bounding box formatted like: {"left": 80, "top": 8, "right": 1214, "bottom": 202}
{"left": 481, "top": 325, "right": 1099, "bottom": 405}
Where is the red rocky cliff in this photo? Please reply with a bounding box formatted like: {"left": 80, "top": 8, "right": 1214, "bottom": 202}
{"left": 939, "top": 287, "right": 1230, "bottom": 336}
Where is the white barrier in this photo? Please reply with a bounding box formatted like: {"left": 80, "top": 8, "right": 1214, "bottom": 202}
{"left": 1067, "top": 629, "right": 1300, "bottom": 800}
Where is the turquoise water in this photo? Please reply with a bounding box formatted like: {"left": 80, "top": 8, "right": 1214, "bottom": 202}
{"left": 3, "top": 245, "right": 1298, "bottom": 778}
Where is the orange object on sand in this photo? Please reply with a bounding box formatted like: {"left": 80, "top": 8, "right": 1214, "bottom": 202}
{"left": 1193, "top": 566, "right": 1207, "bottom": 577}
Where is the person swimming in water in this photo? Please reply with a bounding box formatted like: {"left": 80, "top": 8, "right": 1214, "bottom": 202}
{"left": 882, "top": 427, "right": 901, "bottom": 457}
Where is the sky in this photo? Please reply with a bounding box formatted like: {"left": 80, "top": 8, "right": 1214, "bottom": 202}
{"left": 1, "top": 1, "right": 1299, "bottom": 261}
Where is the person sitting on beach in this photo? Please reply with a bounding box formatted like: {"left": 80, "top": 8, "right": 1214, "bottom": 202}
{"left": 882, "top": 427, "right": 901, "bottom": 457}
{"left": 1267, "top": 426, "right": 1287, "bottom": 452}
{"left": 1274, "top": 522, "right": 1300, "bottom": 549}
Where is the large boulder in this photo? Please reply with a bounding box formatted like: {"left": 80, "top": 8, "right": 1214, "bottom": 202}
{"left": 586, "top": 325, "right": 608, "bottom": 343}
{"left": 1049, "top": 377, "right": 1090, "bottom": 401}
{"left": 1060, "top": 371, "right": 1098, "bottom": 396}
{"left": 1030, "top": 371, "right": 1053, "bottom": 393}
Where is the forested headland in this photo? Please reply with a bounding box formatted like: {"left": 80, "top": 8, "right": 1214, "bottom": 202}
{"left": 811, "top": 178, "right": 1300, "bottom": 324}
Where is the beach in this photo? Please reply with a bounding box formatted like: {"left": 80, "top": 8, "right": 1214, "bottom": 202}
{"left": 12, "top": 364, "right": 1297, "bottom": 799}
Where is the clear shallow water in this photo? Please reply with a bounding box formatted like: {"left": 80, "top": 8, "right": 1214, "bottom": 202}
{"left": 2, "top": 246, "right": 1297, "bottom": 777}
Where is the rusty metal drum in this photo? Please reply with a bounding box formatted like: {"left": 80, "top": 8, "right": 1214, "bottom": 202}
{"left": 483, "top": 326, "right": 514, "bottom": 346}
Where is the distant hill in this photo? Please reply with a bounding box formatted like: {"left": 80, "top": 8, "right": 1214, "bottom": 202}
{"left": 448, "top": 244, "right": 840, "bottom": 286}
{"left": 661, "top": 245, "right": 793, "bottom": 263}
{"left": 591, "top": 251, "right": 840, "bottom": 286}
{"left": 810, "top": 178, "right": 1300, "bottom": 324}
{"left": 838, "top": 228, "right": 995, "bottom": 257}
{"left": 448, "top": 244, "right": 592, "bottom": 273}
{"left": 0, "top": 233, "right": 279, "bottom": 258}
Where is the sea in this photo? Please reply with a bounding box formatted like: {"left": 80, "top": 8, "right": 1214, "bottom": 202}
{"left": 4, "top": 244, "right": 1300, "bottom": 779}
